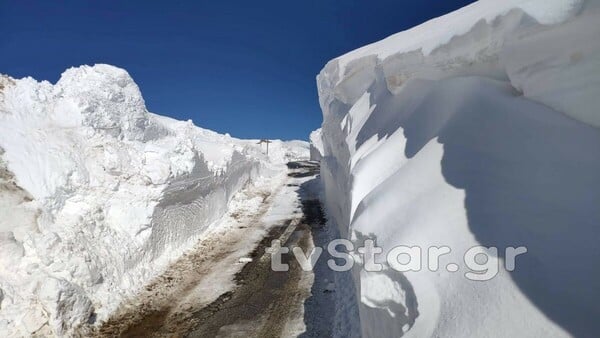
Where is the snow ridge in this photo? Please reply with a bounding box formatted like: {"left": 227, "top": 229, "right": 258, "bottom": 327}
{"left": 0, "top": 64, "right": 307, "bottom": 336}
{"left": 317, "top": 1, "right": 600, "bottom": 337}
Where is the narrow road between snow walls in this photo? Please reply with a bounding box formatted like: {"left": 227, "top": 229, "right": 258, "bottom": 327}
{"left": 89, "top": 161, "right": 346, "bottom": 337}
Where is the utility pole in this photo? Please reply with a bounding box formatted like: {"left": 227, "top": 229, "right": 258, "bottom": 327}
{"left": 257, "top": 139, "right": 272, "bottom": 155}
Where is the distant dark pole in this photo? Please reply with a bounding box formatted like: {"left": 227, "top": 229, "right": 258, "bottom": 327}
{"left": 257, "top": 139, "right": 272, "bottom": 155}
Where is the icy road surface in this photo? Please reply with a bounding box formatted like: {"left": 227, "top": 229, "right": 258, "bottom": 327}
{"left": 93, "top": 161, "right": 337, "bottom": 337}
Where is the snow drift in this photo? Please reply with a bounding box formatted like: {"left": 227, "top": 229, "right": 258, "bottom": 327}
{"left": 0, "top": 65, "right": 307, "bottom": 336}
{"left": 316, "top": 0, "right": 600, "bottom": 337}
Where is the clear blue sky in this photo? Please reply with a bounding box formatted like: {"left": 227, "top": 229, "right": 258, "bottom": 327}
{"left": 1, "top": 0, "right": 475, "bottom": 140}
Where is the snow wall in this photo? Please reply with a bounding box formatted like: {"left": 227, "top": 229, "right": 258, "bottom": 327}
{"left": 316, "top": 0, "right": 600, "bottom": 337}
{"left": 0, "top": 65, "right": 307, "bottom": 336}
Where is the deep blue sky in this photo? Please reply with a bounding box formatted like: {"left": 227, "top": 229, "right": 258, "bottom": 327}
{"left": 1, "top": 0, "right": 475, "bottom": 140}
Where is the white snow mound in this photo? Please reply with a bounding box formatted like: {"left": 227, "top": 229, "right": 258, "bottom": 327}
{"left": 0, "top": 65, "right": 307, "bottom": 336}
{"left": 317, "top": 1, "right": 600, "bottom": 337}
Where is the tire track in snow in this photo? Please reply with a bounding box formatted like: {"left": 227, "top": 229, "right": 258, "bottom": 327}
{"left": 90, "top": 161, "right": 328, "bottom": 337}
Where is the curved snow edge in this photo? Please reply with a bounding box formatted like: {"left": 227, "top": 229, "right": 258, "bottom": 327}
{"left": 0, "top": 65, "right": 307, "bottom": 336}
{"left": 316, "top": 1, "right": 600, "bottom": 337}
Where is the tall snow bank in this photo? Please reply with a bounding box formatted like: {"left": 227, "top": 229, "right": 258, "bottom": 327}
{"left": 317, "top": 1, "right": 600, "bottom": 337}
{"left": 0, "top": 65, "right": 307, "bottom": 336}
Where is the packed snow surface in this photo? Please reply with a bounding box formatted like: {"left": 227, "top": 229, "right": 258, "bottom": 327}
{"left": 0, "top": 65, "right": 308, "bottom": 336}
{"left": 317, "top": 0, "right": 600, "bottom": 337}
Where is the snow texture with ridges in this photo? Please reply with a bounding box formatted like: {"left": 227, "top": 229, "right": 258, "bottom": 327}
{"left": 317, "top": 1, "right": 600, "bottom": 337}
{"left": 0, "top": 65, "right": 308, "bottom": 336}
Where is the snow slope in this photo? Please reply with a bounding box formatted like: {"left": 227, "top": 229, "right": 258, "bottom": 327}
{"left": 317, "top": 0, "right": 600, "bottom": 337}
{"left": 0, "top": 65, "right": 307, "bottom": 336}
